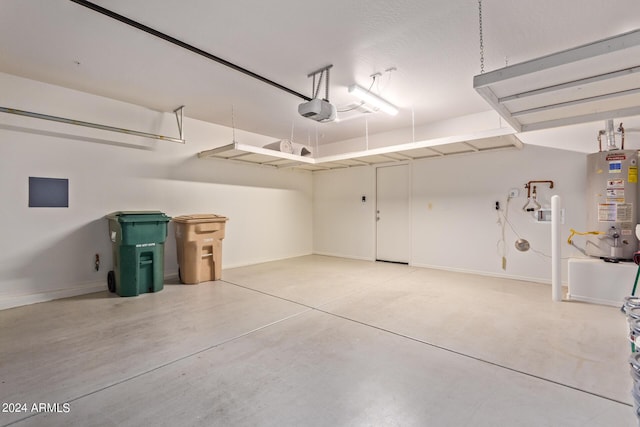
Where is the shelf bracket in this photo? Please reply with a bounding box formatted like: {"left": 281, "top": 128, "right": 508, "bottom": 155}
{"left": 174, "top": 105, "right": 185, "bottom": 140}
{"left": 0, "top": 105, "right": 186, "bottom": 144}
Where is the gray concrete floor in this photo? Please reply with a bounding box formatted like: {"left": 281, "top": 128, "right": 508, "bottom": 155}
{"left": 0, "top": 255, "right": 635, "bottom": 426}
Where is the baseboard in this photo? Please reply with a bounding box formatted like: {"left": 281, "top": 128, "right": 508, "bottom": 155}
{"left": 312, "top": 256, "right": 547, "bottom": 284}
{"left": 1, "top": 271, "right": 182, "bottom": 311}
{"left": 164, "top": 271, "right": 179, "bottom": 280}
{"left": 409, "top": 262, "right": 561, "bottom": 286}
{"left": 0, "top": 281, "right": 106, "bottom": 311}
{"left": 222, "top": 252, "right": 314, "bottom": 269}
{"left": 2, "top": 254, "right": 315, "bottom": 311}
{"left": 312, "top": 251, "right": 375, "bottom": 262}
{"left": 566, "top": 293, "right": 620, "bottom": 307}
{"left": 2, "top": 257, "right": 558, "bottom": 311}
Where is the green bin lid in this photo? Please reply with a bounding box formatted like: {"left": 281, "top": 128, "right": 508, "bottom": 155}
{"left": 106, "top": 211, "right": 171, "bottom": 223}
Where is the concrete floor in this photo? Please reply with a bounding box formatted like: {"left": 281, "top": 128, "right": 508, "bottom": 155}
{"left": 0, "top": 255, "right": 635, "bottom": 426}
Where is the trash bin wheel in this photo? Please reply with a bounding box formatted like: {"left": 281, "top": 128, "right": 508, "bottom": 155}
{"left": 107, "top": 270, "right": 116, "bottom": 293}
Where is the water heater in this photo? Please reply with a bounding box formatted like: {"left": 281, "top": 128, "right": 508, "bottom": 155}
{"left": 586, "top": 149, "right": 640, "bottom": 260}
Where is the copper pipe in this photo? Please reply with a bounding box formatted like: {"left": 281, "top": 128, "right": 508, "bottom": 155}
{"left": 524, "top": 180, "right": 554, "bottom": 198}
{"left": 598, "top": 130, "right": 605, "bottom": 152}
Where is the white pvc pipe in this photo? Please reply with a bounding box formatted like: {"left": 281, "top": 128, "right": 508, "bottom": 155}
{"left": 551, "top": 195, "right": 562, "bottom": 301}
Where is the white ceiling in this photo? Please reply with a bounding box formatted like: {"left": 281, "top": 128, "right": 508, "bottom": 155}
{"left": 1, "top": 0, "right": 640, "bottom": 153}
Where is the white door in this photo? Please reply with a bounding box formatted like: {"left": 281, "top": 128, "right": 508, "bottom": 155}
{"left": 376, "top": 164, "right": 410, "bottom": 263}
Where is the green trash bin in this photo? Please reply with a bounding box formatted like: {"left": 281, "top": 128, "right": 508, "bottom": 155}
{"left": 106, "top": 211, "right": 171, "bottom": 297}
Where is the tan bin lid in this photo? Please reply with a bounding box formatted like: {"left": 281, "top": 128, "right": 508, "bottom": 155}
{"left": 172, "top": 214, "right": 228, "bottom": 224}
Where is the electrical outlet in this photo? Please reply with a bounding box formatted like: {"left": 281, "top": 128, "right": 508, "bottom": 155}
{"left": 508, "top": 188, "right": 519, "bottom": 198}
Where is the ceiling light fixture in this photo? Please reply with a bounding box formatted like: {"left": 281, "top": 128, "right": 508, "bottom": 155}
{"left": 348, "top": 84, "right": 399, "bottom": 116}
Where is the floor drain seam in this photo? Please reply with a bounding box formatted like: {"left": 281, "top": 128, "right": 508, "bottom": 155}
{"left": 1, "top": 308, "right": 311, "bottom": 427}
{"left": 314, "top": 308, "right": 632, "bottom": 408}
{"left": 222, "top": 279, "right": 632, "bottom": 408}
{"left": 221, "top": 279, "right": 379, "bottom": 311}
{"left": 4, "top": 278, "right": 627, "bottom": 427}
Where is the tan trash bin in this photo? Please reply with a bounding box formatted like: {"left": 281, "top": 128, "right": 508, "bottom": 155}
{"left": 173, "top": 214, "right": 229, "bottom": 284}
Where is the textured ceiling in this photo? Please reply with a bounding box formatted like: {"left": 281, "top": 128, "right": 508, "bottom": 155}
{"left": 1, "top": 0, "right": 640, "bottom": 151}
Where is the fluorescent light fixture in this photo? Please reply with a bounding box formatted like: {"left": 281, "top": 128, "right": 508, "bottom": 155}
{"left": 348, "top": 84, "right": 399, "bottom": 115}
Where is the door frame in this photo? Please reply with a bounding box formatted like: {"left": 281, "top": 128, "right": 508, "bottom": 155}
{"left": 374, "top": 161, "right": 412, "bottom": 264}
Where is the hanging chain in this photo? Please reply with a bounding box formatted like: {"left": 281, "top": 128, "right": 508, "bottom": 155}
{"left": 311, "top": 73, "right": 317, "bottom": 98}
{"left": 478, "top": 0, "right": 485, "bottom": 74}
{"left": 307, "top": 65, "right": 333, "bottom": 100}
{"left": 313, "top": 70, "right": 323, "bottom": 99}
{"left": 312, "top": 69, "right": 330, "bottom": 99}
{"left": 325, "top": 67, "right": 330, "bottom": 101}
{"left": 231, "top": 105, "right": 236, "bottom": 142}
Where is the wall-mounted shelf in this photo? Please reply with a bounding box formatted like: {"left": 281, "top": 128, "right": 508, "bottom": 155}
{"left": 0, "top": 105, "right": 186, "bottom": 143}
{"left": 474, "top": 29, "right": 640, "bottom": 132}
{"left": 198, "top": 142, "right": 308, "bottom": 168}
{"left": 198, "top": 131, "right": 524, "bottom": 172}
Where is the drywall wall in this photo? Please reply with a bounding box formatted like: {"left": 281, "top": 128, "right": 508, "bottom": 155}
{"left": 313, "top": 166, "right": 376, "bottom": 259}
{"left": 0, "top": 72, "right": 312, "bottom": 309}
{"left": 410, "top": 144, "right": 585, "bottom": 282}
{"left": 313, "top": 144, "right": 587, "bottom": 284}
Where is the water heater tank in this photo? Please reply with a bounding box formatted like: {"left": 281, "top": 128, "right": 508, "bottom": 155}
{"left": 586, "top": 149, "right": 640, "bottom": 260}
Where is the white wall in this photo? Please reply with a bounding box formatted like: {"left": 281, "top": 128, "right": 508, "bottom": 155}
{"left": 313, "top": 166, "right": 376, "bottom": 260}
{"left": 0, "top": 71, "right": 592, "bottom": 309}
{"left": 0, "top": 72, "right": 313, "bottom": 309}
{"left": 313, "top": 144, "right": 587, "bottom": 284}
